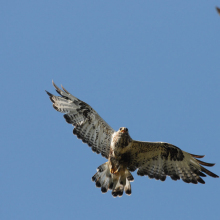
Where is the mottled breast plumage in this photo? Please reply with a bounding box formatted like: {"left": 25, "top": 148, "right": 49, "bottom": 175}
{"left": 112, "top": 130, "right": 132, "bottom": 151}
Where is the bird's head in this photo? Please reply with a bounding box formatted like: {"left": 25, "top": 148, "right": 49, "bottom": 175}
{"left": 119, "top": 127, "right": 128, "bottom": 133}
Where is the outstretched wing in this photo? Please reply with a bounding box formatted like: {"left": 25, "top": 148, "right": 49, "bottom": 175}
{"left": 46, "top": 81, "right": 115, "bottom": 158}
{"left": 125, "top": 141, "right": 219, "bottom": 183}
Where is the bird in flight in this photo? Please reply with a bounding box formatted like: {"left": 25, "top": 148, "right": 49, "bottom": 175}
{"left": 46, "top": 81, "right": 218, "bottom": 197}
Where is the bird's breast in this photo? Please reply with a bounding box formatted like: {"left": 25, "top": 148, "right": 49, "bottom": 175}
{"left": 110, "top": 132, "right": 132, "bottom": 157}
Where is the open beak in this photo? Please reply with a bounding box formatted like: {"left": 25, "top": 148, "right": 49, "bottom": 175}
{"left": 120, "top": 130, "right": 125, "bottom": 133}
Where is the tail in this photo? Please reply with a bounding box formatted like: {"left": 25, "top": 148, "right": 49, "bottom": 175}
{"left": 92, "top": 162, "right": 134, "bottom": 197}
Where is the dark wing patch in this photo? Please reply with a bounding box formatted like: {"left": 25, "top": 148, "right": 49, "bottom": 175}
{"left": 46, "top": 81, "right": 115, "bottom": 158}
{"left": 125, "top": 141, "right": 219, "bottom": 184}
{"left": 160, "top": 143, "right": 184, "bottom": 161}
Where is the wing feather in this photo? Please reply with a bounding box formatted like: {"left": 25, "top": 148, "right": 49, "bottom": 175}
{"left": 189, "top": 153, "right": 205, "bottom": 158}
{"left": 125, "top": 141, "right": 219, "bottom": 184}
{"left": 46, "top": 81, "right": 115, "bottom": 158}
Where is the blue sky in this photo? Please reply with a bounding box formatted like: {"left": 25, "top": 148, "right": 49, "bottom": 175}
{"left": 1, "top": 1, "right": 220, "bottom": 220}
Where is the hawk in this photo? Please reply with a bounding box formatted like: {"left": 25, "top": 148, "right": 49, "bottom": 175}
{"left": 46, "top": 81, "right": 219, "bottom": 197}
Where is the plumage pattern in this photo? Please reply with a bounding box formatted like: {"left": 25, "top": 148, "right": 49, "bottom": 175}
{"left": 123, "top": 141, "right": 218, "bottom": 184}
{"left": 46, "top": 81, "right": 114, "bottom": 159}
{"left": 92, "top": 162, "right": 134, "bottom": 197}
{"left": 46, "top": 81, "right": 219, "bottom": 197}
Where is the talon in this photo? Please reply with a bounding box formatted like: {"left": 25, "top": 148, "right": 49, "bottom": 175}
{"left": 110, "top": 167, "right": 120, "bottom": 174}
{"left": 110, "top": 168, "right": 117, "bottom": 174}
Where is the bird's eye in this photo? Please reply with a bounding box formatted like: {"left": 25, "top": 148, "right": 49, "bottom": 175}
{"left": 125, "top": 128, "right": 128, "bottom": 132}
{"left": 119, "top": 128, "right": 122, "bottom": 130}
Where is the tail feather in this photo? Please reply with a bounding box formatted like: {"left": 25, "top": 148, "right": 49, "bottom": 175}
{"left": 101, "top": 178, "right": 110, "bottom": 193}
{"left": 112, "top": 181, "right": 124, "bottom": 197}
{"left": 124, "top": 179, "right": 132, "bottom": 195}
{"left": 97, "top": 163, "right": 107, "bottom": 172}
{"left": 91, "top": 172, "right": 100, "bottom": 182}
{"left": 119, "top": 174, "right": 126, "bottom": 186}
{"left": 92, "top": 162, "right": 134, "bottom": 197}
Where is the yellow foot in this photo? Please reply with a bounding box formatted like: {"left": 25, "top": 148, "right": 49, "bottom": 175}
{"left": 110, "top": 167, "right": 120, "bottom": 174}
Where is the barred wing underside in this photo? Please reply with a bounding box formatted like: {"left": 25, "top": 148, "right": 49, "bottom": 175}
{"left": 46, "top": 81, "right": 115, "bottom": 158}
{"left": 126, "top": 141, "right": 219, "bottom": 184}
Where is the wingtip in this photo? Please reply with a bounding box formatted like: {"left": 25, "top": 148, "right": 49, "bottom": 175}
{"left": 51, "top": 80, "right": 63, "bottom": 95}
{"left": 196, "top": 159, "right": 216, "bottom": 167}
{"left": 190, "top": 153, "right": 205, "bottom": 158}
{"left": 201, "top": 167, "right": 219, "bottom": 178}
{"left": 52, "top": 80, "right": 57, "bottom": 88}
{"left": 52, "top": 80, "right": 59, "bottom": 89}
{"left": 61, "top": 84, "right": 70, "bottom": 94}
{"left": 45, "top": 90, "right": 52, "bottom": 97}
